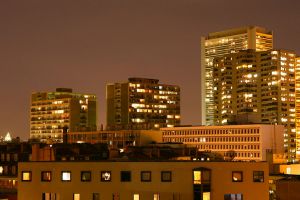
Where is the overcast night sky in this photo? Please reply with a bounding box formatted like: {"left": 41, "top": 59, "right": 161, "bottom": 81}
{"left": 0, "top": 0, "right": 299, "bottom": 139}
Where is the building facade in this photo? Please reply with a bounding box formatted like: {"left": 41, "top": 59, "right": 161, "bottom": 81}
{"left": 201, "top": 26, "right": 273, "bottom": 125}
{"left": 106, "top": 78, "right": 180, "bottom": 130}
{"left": 18, "top": 161, "right": 269, "bottom": 200}
{"left": 67, "top": 130, "right": 162, "bottom": 148}
{"left": 161, "top": 124, "right": 284, "bottom": 162}
{"left": 296, "top": 57, "right": 300, "bottom": 157}
{"left": 212, "top": 49, "right": 296, "bottom": 160}
{"left": 30, "top": 88, "right": 97, "bottom": 142}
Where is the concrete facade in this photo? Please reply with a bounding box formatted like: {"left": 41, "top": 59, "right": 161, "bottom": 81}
{"left": 18, "top": 161, "right": 269, "bottom": 200}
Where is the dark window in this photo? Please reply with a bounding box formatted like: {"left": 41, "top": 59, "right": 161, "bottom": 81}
{"left": 101, "top": 171, "right": 111, "bottom": 182}
{"left": 232, "top": 171, "right": 243, "bottom": 182}
{"left": 21, "top": 171, "right": 32, "bottom": 182}
{"left": 41, "top": 171, "right": 52, "bottom": 182}
{"left": 253, "top": 171, "right": 264, "bottom": 182}
{"left": 121, "top": 171, "right": 131, "bottom": 182}
{"left": 81, "top": 171, "right": 91, "bottom": 182}
{"left": 161, "top": 171, "right": 172, "bottom": 182}
{"left": 93, "top": 193, "right": 100, "bottom": 200}
{"left": 141, "top": 171, "right": 151, "bottom": 182}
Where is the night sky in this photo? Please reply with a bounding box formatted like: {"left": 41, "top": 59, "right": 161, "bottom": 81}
{"left": 1, "top": 0, "right": 299, "bottom": 139}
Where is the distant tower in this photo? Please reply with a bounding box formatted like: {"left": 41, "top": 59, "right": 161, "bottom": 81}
{"left": 201, "top": 26, "right": 273, "bottom": 125}
{"left": 4, "top": 132, "right": 12, "bottom": 142}
{"left": 212, "top": 49, "right": 296, "bottom": 160}
{"left": 30, "top": 88, "right": 97, "bottom": 143}
{"left": 106, "top": 78, "right": 180, "bottom": 130}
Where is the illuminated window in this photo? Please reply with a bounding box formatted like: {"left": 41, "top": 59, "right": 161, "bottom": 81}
{"left": 141, "top": 171, "right": 151, "bottom": 182}
{"left": 203, "top": 192, "right": 210, "bottom": 200}
{"left": 61, "top": 171, "right": 71, "bottom": 182}
{"left": 253, "top": 171, "right": 264, "bottom": 182}
{"left": 0, "top": 166, "right": 3, "bottom": 174}
{"left": 42, "top": 193, "right": 59, "bottom": 200}
{"left": 22, "top": 171, "right": 32, "bottom": 181}
{"left": 153, "top": 194, "right": 160, "bottom": 200}
{"left": 133, "top": 194, "right": 139, "bottom": 200}
{"left": 161, "top": 171, "right": 172, "bottom": 182}
{"left": 101, "top": 171, "right": 111, "bottom": 182}
{"left": 81, "top": 171, "right": 91, "bottom": 182}
{"left": 73, "top": 193, "right": 80, "bottom": 200}
{"left": 232, "top": 171, "right": 243, "bottom": 182}
{"left": 194, "top": 171, "right": 201, "bottom": 184}
{"left": 121, "top": 171, "right": 131, "bottom": 182}
{"left": 41, "top": 171, "right": 52, "bottom": 182}
{"left": 224, "top": 194, "right": 243, "bottom": 200}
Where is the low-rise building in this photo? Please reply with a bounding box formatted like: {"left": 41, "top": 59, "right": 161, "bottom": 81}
{"left": 67, "top": 130, "right": 162, "bottom": 148}
{"left": 18, "top": 161, "right": 269, "bottom": 200}
{"left": 161, "top": 124, "right": 284, "bottom": 161}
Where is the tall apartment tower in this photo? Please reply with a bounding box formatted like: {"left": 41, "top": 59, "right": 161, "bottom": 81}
{"left": 30, "top": 88, "right": 97, "bottom": 142}
{"left": 106, "top": 78, "right": 180, "bottom": 130}
{"left": 296, "top": 57, "right": 300, "bottom": 157}
{"left": 213, "top": 49, "right": 296, "bottom": 160}
{"left": 201, "top": 26, "right": 273, "bottom": 125}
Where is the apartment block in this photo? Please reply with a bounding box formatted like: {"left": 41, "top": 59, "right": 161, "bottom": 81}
{"left": 201, "top": 26, "right": 273, "bottom": 125}
{"left": 212, "top": 49, "right": 296, "bottom": 160}
{"left": 161, "top": 124, "right": 284, "bottom": 162}
{"left": 18, "top": 161, "right": 269, "bottom": 200}
{"left": 106, "top": 78, "right": 180, "bottom": 130}
{"left": 30, "top": 88, "right": 97, "bottom": 142}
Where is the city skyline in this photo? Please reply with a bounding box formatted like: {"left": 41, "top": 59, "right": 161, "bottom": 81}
{"left": 1, "top": 0, "right": 300, "bottom": 139}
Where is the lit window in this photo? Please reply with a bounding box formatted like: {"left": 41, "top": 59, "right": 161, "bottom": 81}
{"left": 141, "top": 171, "right": 151, "bottom": 182}
{"left": 0, "top": 166, "right": 3, "bottom": 174}
{"left": 224, "top": 194, "right": 243, "bottom": 200}
{"left": 161, "top": 171, "right": 172, "bottom": 182}
{"left": 121, "top": 171, "right": 131, "bottom": 182}
{"left": 232, "top": 171, "right": 243, "bottom": 182}
{"left": 154, "top": 194, "right": 160, "bottom": 200}
{"left": 73, "top": 193, "right": 80, "bottom": 200}
{"left": 253, "top": 171, "right": 264, "bottom": 182}
{"left": 61, "top": 171, "right": 71, "bottom": 181}
{"left": 41, "top": 171, "right": 52, "bottom": 182}
{"left": 202, "top": 192, "right": 210, "bottom": 200}
{"left": 22, "top": 171, "right": 32, "bottom": 181}
{"left": 42, "top": 193, "right": 59, "bottom": 200}
{"left": 101, "top": 171, "right": 111, "bottom": 182}
{"left": 193, "top": 171, "right": 201, "bottom": 184}
{"left": 81, "top": 171, "right": 91, "bottom": 182}
{"left": 133, "top": 194, "right": 139, "bottom": 200}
